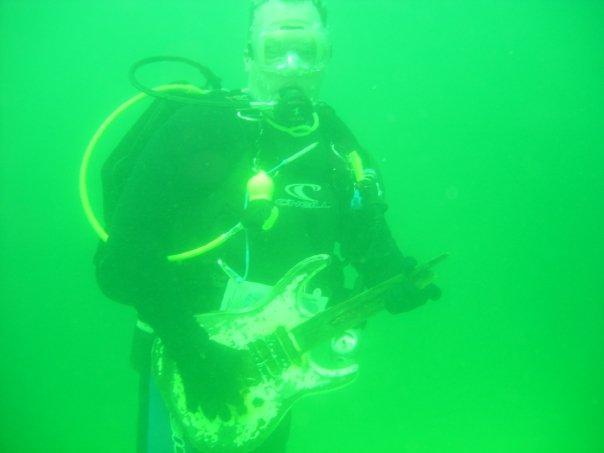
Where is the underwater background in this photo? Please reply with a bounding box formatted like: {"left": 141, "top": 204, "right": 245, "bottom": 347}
{"left": 1, "top": 0, "right": 602, "bottom": 451}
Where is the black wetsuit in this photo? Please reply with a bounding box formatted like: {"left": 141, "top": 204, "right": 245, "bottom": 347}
{"left": 94, "top": 97, "right": 407, "bottom": 452}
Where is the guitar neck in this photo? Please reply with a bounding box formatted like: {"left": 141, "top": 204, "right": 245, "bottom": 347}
{"left": 290, "top": 254, "right": 447, "bottom": 354}
{"left": 290, "top": 287, "right": 384, "bottom": 353}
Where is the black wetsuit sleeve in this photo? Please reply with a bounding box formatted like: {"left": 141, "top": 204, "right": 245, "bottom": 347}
{"left": 94, "top": 105, "right": 232, "bottom": 360}
{"left": 321, "top": 106, "right": 409, "bottom": 286}
{"left": 342, "top": 201, "right": 408, "bottom": 287}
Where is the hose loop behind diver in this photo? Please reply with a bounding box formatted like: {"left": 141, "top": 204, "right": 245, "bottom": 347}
{"left": 129, "top": 56, "right": 225, "bottom": 105}
{"left": 80, "top": 81, "right": 321, "bottom": 262}
{"left": 165, "top": 142, "right": 319, "bottom": 262}
{"left": 79, "top": 83, "right": 211, "bottom": 245}
{"left": 81, "top": 56, "right": 325, "bottom": 263}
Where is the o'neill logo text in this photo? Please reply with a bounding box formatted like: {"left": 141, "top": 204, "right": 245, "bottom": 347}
{"left": 276, "top": 184, "right": 331, "bottom": 209}
{"left": 285, "top": 184, "right": 322, "bottom": 202}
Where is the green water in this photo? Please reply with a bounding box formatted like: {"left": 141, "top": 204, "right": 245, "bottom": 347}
{"left": 1, "top": 1, "right": 602, "bottom": 452}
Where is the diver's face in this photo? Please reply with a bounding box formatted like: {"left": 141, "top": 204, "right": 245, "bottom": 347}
{"left": 246, "top": 1, "right": 330, "bottom": 102}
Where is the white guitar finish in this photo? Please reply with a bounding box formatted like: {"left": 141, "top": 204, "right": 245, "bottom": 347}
{"left": 152, "top": 254, "right": 358, "bottom": 452}
{"left": 153, "top": 252, "right": 445, "bottom": 452}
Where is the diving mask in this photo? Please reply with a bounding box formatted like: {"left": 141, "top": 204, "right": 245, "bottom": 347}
{"left": 246, "top": 0, "right": 331, "bottom": 103}
{"left": 254, "top": 27, "right": 331, "bottom": 75}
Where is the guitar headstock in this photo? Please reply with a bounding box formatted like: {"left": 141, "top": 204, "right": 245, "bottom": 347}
{"left": 411, "top": 253, "right": 449, "bottom": 288}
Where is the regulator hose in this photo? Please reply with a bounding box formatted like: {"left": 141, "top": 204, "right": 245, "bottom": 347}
{"left": 128, "top": 55, "right": 247, "bottom": 108}
{"left": 81, "top": 56, "right": 318, "bottom": 263}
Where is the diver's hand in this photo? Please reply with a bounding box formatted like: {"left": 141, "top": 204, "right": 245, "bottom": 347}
{"left": 384, "top": 257, "right": 442, "bottom": 314}
{"left": 241, "top": 199, "right": 277, "bottom": 231}
{"left": 177, "top": 341, "right": 251, "bottom": 421}
{"left": 357, "top": 171, "right": 381, "bottom": 206}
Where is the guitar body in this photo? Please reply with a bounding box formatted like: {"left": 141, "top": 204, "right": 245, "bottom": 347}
{"left": 152, "top": 254, "right": 360, "bottom": 452}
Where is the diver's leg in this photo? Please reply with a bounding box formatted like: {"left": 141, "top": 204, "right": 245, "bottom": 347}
{"left": 131, "top": 323, "right": 176, "bottom": 453}
{"left": 131, "top": 324, "right": 154, "bottom": 453}
{"left": 136, "top": 366, "right": 150, "bottom": 453}
{"left": 147, "top": 376, "right": 179, "bottom": 452}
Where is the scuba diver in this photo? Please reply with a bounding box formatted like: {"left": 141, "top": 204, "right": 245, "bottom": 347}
{"left": 92, "top": 0, "right": 441, "bottom": 451}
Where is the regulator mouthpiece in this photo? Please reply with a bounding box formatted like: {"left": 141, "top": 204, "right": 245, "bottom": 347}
{"left": 273, "top": 86, "right": 314, "bottom": 127}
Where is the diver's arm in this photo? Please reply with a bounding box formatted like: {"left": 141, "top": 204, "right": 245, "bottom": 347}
{"left": 323, "top": 108, "right": 440, "bottom": 312}
{"left": 338, "top": 139, "right": 443, "bottom": 313}
{"left": 94, "top": 105, "right": 222, "bottom": 356}
{"left": 95, "top": 104, "right": 252, "bottom": 418}
{"left": 341, "top": 187, "right": 407, "bottom": 286}
{"left": 318, "top": 104, "right": 407, "bottom": 283}
{"left": 341, "top": 183, "right": 442, "bottom": 313}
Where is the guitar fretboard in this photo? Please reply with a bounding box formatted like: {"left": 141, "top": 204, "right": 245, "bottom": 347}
{"left": 290, "top": 253, "right": 448, "bottom": 354}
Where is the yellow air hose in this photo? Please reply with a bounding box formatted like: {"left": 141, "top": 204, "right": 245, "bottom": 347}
{"left": 346, "top": 150, "right": 365, "bottom": 182}
{"left": 81, "top": 85, "right": 319, "bottom": 262}
{"left": 79, "top": 84, "right": 227, "bottom": 261}
{"left": 165, "top": 171, "right": 278, "bottom": 262}
{"left": 264, "top": 111, "right": 320, "bottom": 137}
{"left": 166, "top": 223, "right": 245, "bottom": 262}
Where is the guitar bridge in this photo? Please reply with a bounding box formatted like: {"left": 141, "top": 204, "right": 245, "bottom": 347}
{"left": 248, "top": 326, "right": 301, "bottom": 380}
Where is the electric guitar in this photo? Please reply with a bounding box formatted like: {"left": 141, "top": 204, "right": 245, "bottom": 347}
{"left": 152, "top": 253, "right": 446, "bottom": 452}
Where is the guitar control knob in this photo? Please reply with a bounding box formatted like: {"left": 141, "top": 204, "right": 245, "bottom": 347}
{"left": 331, "top": 329, "right": 360, "bottom": 355}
